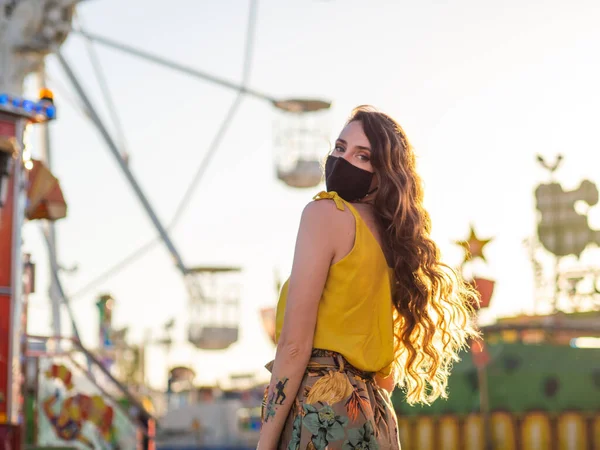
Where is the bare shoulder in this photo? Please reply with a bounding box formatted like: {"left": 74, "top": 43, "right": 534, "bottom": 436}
{"left": 298, "top": 198, "right": 355, "bottom": 265}
{"left": 300, "top": 198, "right": 352, "bottom": 228}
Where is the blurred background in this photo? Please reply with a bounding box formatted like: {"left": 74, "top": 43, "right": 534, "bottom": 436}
{"left": 0, "top": 0, "right": 599, "bottom": 449}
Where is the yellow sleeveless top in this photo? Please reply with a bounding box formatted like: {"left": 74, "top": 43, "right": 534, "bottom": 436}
{"left": 275, "top": 191, "right": 395, "bottom": 377}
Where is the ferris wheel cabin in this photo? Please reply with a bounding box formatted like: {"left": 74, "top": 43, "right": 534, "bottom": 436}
{"left": 186, "top": 266, "right": 242, "bottom": 350}
{"left": 273, "top": 98, "right": 332, "bottom": 189}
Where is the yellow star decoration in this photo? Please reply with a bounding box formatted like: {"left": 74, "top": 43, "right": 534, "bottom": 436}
{"left": 455, "top": 225, "right": 493, "bottom": 264}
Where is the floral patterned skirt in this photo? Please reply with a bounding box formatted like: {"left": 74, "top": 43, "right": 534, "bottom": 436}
{"left": 263, "top": 349, "right": 401, "bottom": 450}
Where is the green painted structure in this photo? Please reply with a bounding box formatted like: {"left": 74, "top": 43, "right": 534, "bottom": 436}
{"left": 392, "top": 343, "right": 600, "bottom": 415}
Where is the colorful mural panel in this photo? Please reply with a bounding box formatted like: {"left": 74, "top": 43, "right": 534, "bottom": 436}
{"left": 37, "top": 357, "right": 137, "bottom": 449}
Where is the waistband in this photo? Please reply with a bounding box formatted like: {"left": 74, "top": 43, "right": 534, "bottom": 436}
{"left": 265, "top": 348, "right": 376, "bottom": 381}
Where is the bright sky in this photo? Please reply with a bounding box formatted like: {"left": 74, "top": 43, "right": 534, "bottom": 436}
{"left": 20, "top": 0, "right": 600, "bottom": 389}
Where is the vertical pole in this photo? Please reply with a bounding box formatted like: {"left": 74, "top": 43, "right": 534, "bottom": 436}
{"left": 6, "top": 118, "right": 26, "bottom": 424}
{"left": 529, "top": 238, "right": 541, "bottom": 316}
{"left": 37, "top": 69, "right": 62, "bottom": 340}
{"left": 551, "top": 170, "right": 559, "bottom": 313}
{"left": 549, "top": 163, "right": 561, "bottom": 314}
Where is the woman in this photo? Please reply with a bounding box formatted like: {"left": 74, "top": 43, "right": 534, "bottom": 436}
{"left": 258, "top": 106, "right": 479, "bottom": 450}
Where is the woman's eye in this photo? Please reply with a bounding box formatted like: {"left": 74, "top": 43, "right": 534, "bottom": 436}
{"left": 333, "top": 146, "right": 345, "bottom": 153}
{"left": 358, "top": 154, "right": 370, "bottom": 161}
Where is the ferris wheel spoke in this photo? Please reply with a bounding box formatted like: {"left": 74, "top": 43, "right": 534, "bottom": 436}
{"left": 56, "top": 51, "right": 189, "bottom": 276}
{"left": 45, "top": 71, "right": 90, "bottom": 119}
{"left": 40, "top": 224, "right": 82, "bottom": 341}
{"left": 71, "top": 28, "right": 277, "bottom": 104}
{"left": 68, "top": 235, "right": 160, "bottom": 300}
{"left": 241, "top": 0, "right": 259, "bottom": 85}
{"left": 65, "top": 0, "right": 261, "bottom": 296}
{"left": 168, "top": 93, "right": 244, "bottom": 229}
{"left": 75, "top": 12, "right": 130, "bottom": 158}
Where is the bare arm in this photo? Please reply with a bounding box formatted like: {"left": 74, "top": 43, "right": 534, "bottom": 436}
{"left": 257, "top": 201, "right": 338, "bottom": 450}
{"left": 374, "top": 373, "right": 395, "bottom": 393}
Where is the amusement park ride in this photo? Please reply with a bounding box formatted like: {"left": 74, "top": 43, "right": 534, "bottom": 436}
{"left": 0, "top": 0, "right": 332, "bottom": 448}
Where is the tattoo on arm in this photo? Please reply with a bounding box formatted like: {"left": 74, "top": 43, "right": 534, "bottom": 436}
{"left": 264, "top": 377, "right": 289, "bottom": 422}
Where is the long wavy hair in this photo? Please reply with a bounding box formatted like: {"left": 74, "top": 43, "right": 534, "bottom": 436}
{"left": 348, "top": 105, "right": 480, "bottom": 405}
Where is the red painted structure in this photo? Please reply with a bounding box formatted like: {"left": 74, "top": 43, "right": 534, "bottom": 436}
{"left": 0, "top": 94, "right": 61, "bottom": 450}
{"left": 0, "top": 114, "right": 24, "bottom": 450}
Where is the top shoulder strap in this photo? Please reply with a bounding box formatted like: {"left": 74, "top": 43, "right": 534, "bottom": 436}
{"left": 312, "top": 191, "right": 346, "bottom": 211}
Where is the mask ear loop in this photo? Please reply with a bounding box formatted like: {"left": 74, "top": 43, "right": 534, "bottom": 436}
{"left": 362, "top": 168, "right": 379, "bottom": 199}
{"left": 360, "top": 186, "right": 378, "bottom": 200}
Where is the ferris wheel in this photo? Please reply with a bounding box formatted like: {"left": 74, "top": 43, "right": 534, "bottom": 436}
{"left": 0, "top": 0, "right": 332, "bottom": 351}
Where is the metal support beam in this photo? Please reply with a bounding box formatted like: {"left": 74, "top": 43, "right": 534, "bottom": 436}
{"left": 56, "top": 51, "right": 189, "bottom": 275}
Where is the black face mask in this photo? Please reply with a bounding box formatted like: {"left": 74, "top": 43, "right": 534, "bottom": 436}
{"left": 325, "top": 155, "right": 376, "bottom": 202}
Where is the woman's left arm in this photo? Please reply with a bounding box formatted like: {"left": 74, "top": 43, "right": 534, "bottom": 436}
{"left": 257, "top": 201, "right": 338, "bottom": 450}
